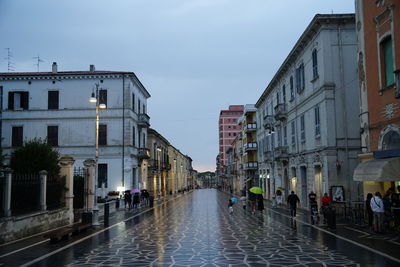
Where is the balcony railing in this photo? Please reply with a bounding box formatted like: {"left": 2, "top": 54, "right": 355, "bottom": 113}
{"left": 274, "top": 146, "right": 289, "bottom": 161}
{"left": 148, "top": 159, "right": 159, "bottom": 170}
{"left": 137, "top": 148, "right": 150, "bottom": 160}
{"left": 263, "top": 115, "right": 274, "bottom": 130}
{"left": 161, "top": 162, "right": 172, "bottom": 170}
{"left": 274, "top": 104, "right": 288, "bottom": 121}
{"left": 245, "top": 123, "right": 257, "bottom": 132}
{"left": 244, "top": 161, "right": 258, "bottom": 170}
{"left": 244, "top": 142, "right": 257, "bottom": 151}
{"left": 138, "top": 113, "right": 150, "bottom": 127}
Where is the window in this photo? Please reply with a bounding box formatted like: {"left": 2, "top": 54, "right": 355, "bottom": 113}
{"left": 381, "top": 37, "right": 394, "bottom": 87}
{"left": 314, "top": 106, "right": 320, "bottom": 137}
{"left": 98, "top": 164, "right": 108, "bottom": 188}
{"left": 276, "top": 92, "right": 280, "bottom": 105}
{"left": 282, "top": 85, "right": 286, "bottom": 103}
{"left": 283, "top": 125, "right": 287, "bottom": 146}
{"left": 138, "top": 128, "right": 141, "bottom": 147}
{"left": 277, "top": 128, "right": 282, "bottom": 146}
{"left": 312, "top": 49, "right": 318, "bottom": 79}
{"left": 300, "top": 115, "right": 305, "bottom": 142}
{"left": 132, "top": 126, "right": 136, "bottom": 146}
{"left": 8, "top": 91, "right": 29, "bottom": 110}
{"left": 99, "top": 124, "right": 107, "bottom": 145}
{"left": 99, "top": 89, "right": 107, "bottom": 106}
{"left": 142, "top": 133, "right": 146, "bottom": 147}
{"left": 233, "top": 133, "right": 236, "bottom": 136}
{"left": 12, "top": 126, "right": 23, "bottom": 147}
{"left": 228, "top": 133, "right": 231, "bottom": 136}
{"left": 138, "top": 99, "right": 141, "bottom": 113}
{"left": 47, "top": 126, "right": 58, "bottom": 146}
{"left": 290, "top": 76, "right": 294, "bottom": 101}
{"left": 296, "top": 64, "right": 305, "bottom": 93}
{"left": 291, "top": 121, "right": 295, "bottom": 145}
{"left": 132, "top": 93, "right": 135, "bottom": 112}
{"left": 48, "top": 91, "right": 59, "bottom": 109}
{"left": 382, "top": 131, "right": 400, "bottom": 150}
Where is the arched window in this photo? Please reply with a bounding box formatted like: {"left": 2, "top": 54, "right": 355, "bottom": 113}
{"left": 382, "top": 130, "right": 400, "bottom": 150}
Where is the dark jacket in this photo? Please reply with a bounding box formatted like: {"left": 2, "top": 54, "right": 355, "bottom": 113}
{"left": 287, "top": 194, "right": 300, "bottom": 207}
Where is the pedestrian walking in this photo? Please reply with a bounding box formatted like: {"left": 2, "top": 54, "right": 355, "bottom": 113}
{"left": 365, "top": 193, "right": 373, "bottom": 229}
{"left": 240, "top": 195, "right": 247, "bottom": 210}
{"left": 248, "top": 191, "right": 257, "bottom": 214}
{"left": 133, "top": 192, "right": 140, "bottom": 211}
{"left": 287, "top": 191, "right": 300, "bottom": 218}
{"left": 370, "top": 192, "right": 384, "bottom": 233}
{"left": 321, "top": 192, "right": 332, "bottom": 224}
{"left": 124, "top": 191, "right": 131, "bottom": 210}
{"left": 257, "top": 194, "right": 264, "bottom": 212}
{"left": 228, "top": 199, "right": 234, "bottom": 214}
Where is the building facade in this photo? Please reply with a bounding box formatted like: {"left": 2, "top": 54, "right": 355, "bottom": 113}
{"left": 354, "top": 0, "right": 400, "bottom": 194}
{"left": 0, "top": 63, "right": 151, "bottom": 194}
{"left": 256, "top": 14, "right": 361, "bottom": 206}
{"left": 242, "top": 104, "right": 258, "bottom": 192}
{"left": 218, "top": 105, "right": 244, "bottom": 173}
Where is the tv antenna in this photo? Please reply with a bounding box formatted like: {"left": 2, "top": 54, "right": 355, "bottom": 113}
{"left": 33, "top": 54, "right": 44, "bottom": 72}
{"left": 4, "top": 48, "right": 15, "bottom": 72}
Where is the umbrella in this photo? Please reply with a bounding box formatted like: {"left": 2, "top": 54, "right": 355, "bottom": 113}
{"left": 230, "top": 197, "right": 239, "bottom": 203}
{"left": 249, "top": 186, "right": 264, "bottom": 194}
{"left": 131, "top": 188, "right": 140, "bottom": 193}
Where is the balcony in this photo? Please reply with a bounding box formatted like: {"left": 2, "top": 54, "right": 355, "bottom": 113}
{"left": 138, "top": 113, "right": 150, "bottom": 127}
{"left": 137, "top": 148, "right": 150, "bottom": 160}
{"left": 244, "top": 161, "right": 258, "bottom": 170}
{"left": 274, "top": 146, "right": 289, "bottom": 161}
{"left": 148, "top": 159, "right": 159, "bottom": 170}
{"left": 274, "top": 103, "right": 288, "bottom": 121}
{"left": 263, "top": 115, "right": 274, "bottom": 130}
{"left": 245, "top": 123, "right": 257, "bottom": 133}
{"left": 244, "top": 142, "right": 257, "bottom": 152}
{"left": 161, "top": 162, "right": 172, "bottom": 171}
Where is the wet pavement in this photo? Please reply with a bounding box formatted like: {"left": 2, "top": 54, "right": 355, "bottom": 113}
{"left": 1, "top": 189, "right": 400, "bottom": 266}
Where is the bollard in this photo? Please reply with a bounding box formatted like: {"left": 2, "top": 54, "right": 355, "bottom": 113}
{"left": 104, "top": 203, "right": 109, "bottom": 227}
{"left": 115, "top": 198, "right": 120, "bottom": 209}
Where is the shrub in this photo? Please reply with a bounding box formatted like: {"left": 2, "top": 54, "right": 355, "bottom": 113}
{"left": 10, "top": 138, "right": 60, "bottom": 176}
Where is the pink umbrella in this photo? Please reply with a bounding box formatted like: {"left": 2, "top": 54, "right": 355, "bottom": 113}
{"left": 131, "top": 188, "right": 140, "bottom": 193}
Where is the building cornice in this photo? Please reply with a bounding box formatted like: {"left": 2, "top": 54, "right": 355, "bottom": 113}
{"left": 255, "top": 13, "right": 355, "bottom": 108}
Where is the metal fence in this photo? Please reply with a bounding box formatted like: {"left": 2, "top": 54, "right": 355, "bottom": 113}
{"left": 11, "top": 173, "right": 41, "bottom": 215}
{"left": 333, "top": 202, "right": 366, "bottom": 225}
{"left": 73, "top": 167, "right": 86, "bottom": 210}
{"left": 46, "top": 175, "right": 66, "bottom": 210}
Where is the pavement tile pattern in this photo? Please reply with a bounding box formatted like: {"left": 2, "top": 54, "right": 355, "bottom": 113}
{"left": 66, "top": 190, "right": 359, "bottom": 267}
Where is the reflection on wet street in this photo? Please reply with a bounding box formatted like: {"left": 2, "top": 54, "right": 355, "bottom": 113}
{"left": 39, "top": 189, "right": 395, "bottom": 266}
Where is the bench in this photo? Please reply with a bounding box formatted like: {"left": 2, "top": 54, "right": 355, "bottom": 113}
{"left": 44, "top": 223, "right": 92, "bottom": 243}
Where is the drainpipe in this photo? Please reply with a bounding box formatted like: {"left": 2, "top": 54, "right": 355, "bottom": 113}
{"left": 122, "top": 75, "right": 125, "bottom": 187}
{"left": 338, "top": 25, "right": 351, "bottom": 201}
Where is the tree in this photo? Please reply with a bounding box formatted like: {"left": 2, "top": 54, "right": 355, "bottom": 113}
{"left": 10, "top": 139, "right": 60, "bottom": 176}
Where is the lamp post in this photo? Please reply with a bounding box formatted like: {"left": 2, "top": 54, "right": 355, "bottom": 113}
{"left": 90, "top": 83, "right": 106, "bottom": 226}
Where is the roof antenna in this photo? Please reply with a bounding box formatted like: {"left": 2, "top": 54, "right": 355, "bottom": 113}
{"left": 4, "top": 48, "right": 15, "bottom": 72}
{"left": 331, "top": 9, "right": 334, "bottom": 14}
{"left": 33, "top": 54, "right": 44, "bottom": 72}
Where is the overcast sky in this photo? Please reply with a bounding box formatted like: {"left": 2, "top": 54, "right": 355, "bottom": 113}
{"left": 0, "top": 0, "right": 354, "bottom": 172}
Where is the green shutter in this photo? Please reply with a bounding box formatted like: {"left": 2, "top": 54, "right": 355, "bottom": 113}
{"left": 384, "top": 38, "right": 394, "bottom": 86}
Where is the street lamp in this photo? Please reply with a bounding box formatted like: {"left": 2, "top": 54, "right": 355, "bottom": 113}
{"left": 89, "top": 83, "right": 106, "bottom": 226}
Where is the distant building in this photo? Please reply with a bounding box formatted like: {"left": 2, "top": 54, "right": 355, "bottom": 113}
{"left": 241, "top": 105, "right": 258, "bottom": 191}
{"left": 0, "top": 63, "right": 150, "bottom": 194}
{"left": 256, "top": 14, "right": 361, "bottom": 205}
{"left": 218, "top": 105, "right": 244, "bottom": 173}
{"left": 353, "top": 1, "right": 400, "bottom": 194}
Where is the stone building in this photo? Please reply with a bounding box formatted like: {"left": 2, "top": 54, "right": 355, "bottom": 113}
{"left": 256, "top": 14, "right": 361, "bottom": 206}
{"left": 0, "top": 63, "right": 151, "bottom": 194}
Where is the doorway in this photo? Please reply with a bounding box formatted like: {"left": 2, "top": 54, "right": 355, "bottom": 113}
{"left": 300, "top": 166, "right": 307, "bottom": 207}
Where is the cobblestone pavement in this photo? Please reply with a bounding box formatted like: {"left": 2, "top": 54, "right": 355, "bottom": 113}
{"left": 27, "top": 189, "right": 398, "bottom": 266}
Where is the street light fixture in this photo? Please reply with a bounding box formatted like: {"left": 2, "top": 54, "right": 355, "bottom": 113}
{"left": 89, "top": 83, "right": 106, "bottom": 226}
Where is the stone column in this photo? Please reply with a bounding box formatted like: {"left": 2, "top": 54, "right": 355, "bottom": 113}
{"left": 83, "top": 159, "right": 96, "bottom": 212}
{"left": 59, "top": 155, "right": 75, "bottom": 224}
{"left": 3, "top": 168, "right": 12, "bottom": 217}
{"left": 39, "top": 170, "right": 47, "bottom": 211}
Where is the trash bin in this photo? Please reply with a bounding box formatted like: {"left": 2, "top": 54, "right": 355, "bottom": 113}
{"left": 149, "top": 196, "right": 154, "bottom": 207}
{"left": 327, "top": 206, "right": 336, "bottom": 229}
{"left": 81, "top": 211, "right": 92, "bottom": 224}
{"left": 104, "top": 203, "right": 109, "bottom": 227}
{"left": 115, "top": 198, "right": 120, "bottom": 209}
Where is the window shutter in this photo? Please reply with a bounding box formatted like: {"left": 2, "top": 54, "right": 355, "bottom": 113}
{"left": 21, "top": 92, "right": 29, "bottom": 110}
{"left": 8, "top": 92, "right": 14, "bottom": 110}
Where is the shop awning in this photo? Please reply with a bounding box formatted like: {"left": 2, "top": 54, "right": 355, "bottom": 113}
{"left": 353, "top": 157, "right": 400, "bottom": 181}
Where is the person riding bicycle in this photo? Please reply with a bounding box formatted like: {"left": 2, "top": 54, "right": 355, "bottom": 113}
{"left": 321, "top": 192, "right": 332, "bottom": 223}
{"left": 309, "top": 191, "right": 319, "bottom": 224}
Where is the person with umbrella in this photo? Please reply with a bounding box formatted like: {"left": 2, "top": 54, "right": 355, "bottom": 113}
{"left": 249, "top": 187, "right": 263, "bottom": 214}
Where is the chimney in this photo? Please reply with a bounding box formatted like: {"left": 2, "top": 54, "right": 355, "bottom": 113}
{"left": 90, "top": 64, "right": 95, "bottom": 72}
{"left": 52, "top": 62, "right": 57, "bottom": 73}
